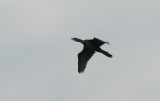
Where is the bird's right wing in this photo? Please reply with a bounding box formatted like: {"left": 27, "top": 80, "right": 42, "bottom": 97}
{"left": 78, "top": 47, "right": 95, "bottom": 73}
{"left": 90, "top": 38, "right": 106, "bottom": 46}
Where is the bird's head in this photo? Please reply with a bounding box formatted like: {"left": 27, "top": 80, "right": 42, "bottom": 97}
{"left": 71, "top": 38, "right": 82, "bottom": 42}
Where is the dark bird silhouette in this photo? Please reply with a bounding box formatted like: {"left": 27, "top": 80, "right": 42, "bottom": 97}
{"left": 72, "top": 37, "right": 112, "bottom": 73}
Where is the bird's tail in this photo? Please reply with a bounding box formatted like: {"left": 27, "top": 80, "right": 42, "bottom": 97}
{"left": 101, "top": 50, "right": 112, "bottom": 58}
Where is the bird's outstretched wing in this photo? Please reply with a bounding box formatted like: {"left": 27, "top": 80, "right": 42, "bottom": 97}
{"left": 78, "top": 47, "right": 95, "bottom": 73}
{"left": 90, "top": 37, "right": 106, "bottom": 46}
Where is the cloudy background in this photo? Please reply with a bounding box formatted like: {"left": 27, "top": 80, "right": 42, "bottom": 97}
{"left": 0, "top": 0, "right": 160, "bottom": 101}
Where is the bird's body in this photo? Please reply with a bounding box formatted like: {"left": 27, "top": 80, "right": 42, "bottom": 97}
{"left": 72, "top": 37, "right": 112, "bottom": 73}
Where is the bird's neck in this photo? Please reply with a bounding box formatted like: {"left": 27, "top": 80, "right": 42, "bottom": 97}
{"left": 73, "top": 38, "right": 84, "bottom": 43}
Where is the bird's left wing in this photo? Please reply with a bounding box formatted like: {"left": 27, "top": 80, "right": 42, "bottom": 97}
{"left": 78, "top": 47, "right": 95, "bottom": 73}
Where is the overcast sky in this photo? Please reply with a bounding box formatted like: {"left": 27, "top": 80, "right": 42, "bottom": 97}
{"left": 0, "top": 0, "right": 160, "bottom": 101}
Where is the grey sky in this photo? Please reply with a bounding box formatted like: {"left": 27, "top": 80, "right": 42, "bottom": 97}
{"left": 0, "top": 0, "right": 160, "bottom": 101}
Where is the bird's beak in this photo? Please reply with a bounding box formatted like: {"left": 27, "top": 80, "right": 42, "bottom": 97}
{"left": 71, "top": 38, "right": 77, "bottom": 41}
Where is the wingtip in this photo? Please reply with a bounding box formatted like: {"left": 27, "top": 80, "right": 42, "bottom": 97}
{"left": 78, "top": 71, "right": 82, "bottom": 74}
{"left": 78, "top": 70, "right": 84, "bottom": 73}
{"left": 105, "top": 41, "right": 110, "bottom": 45}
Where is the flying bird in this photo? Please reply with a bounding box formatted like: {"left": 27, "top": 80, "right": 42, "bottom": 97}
{"left": 72, "top": 37, "right": 112, "bottom": 73}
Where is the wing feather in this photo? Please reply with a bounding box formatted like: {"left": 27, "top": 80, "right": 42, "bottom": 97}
{"left": 78, "top": 47, "right": 95, "bottom": 73}
{"left": 90, "top": 37, "right": 106, "bottom": 46}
